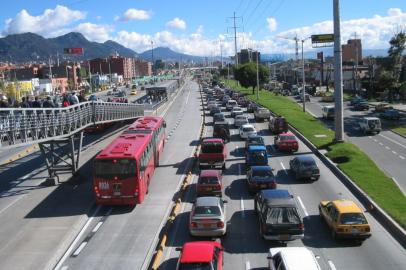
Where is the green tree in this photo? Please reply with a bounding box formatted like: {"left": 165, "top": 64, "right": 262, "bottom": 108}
{"left": 388, "top": 30, "right": 406, "bottom": 82}
{"left": 234, "top": 62, "right": 269, "bottom": 94}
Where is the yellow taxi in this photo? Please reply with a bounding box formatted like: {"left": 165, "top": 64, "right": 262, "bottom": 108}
{"left": 130, "top": 90, "right": 137, "bottom": 95}
{"left": 319, "top": 199, "right": 371, "bottom": 241}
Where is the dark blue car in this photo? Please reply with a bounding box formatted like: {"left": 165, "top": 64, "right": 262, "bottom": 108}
{"left": 246, "top": 145, "right": 268, "bottom": 169}
{"left": 380, "top": 109, "right": 400, "bottom": 120}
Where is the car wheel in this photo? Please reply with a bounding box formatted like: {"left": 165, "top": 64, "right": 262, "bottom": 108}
{"left": 222, "top": 162, "right": 226, "bottom": 170}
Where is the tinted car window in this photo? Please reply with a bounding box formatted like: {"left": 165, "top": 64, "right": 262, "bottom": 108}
{"left": 243, "top": 127, "right": 255, "bottom": 132}
{"left": 201, "top": 143, "right": 223, "bottom": 153}
{"left": 340, "top": 213, "right": 368, "bottom": 225}
{"left": 179, "top": 263, "right": 212, "bottom": 270}
{"left": 266, "top": 207, "right": 301, "bottom": 224}
{"left": 199, "top": 177, "right": 219, "bottom": 184}
{"left": 252, "top": 169, "right": 273, "bottom": 177}
{"left": 248, "top": 137, "right": 264, "bottom": 144}
{"left": 280, "top": 136, "right": 296, "bottom": 141}
{"left": 194, "top": 206, "right": 221, "bottom": 215}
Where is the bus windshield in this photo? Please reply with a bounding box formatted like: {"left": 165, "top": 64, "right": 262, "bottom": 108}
{"left": 94, "top": 159, "right": 137, "bottom": 179}
{"left": 201, "top": 142, "right": 223, "bottom": 153}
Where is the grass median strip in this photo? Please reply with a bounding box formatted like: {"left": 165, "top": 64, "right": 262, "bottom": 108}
{"left": 391, "top": 126, "right": 406, "bottom": 137}
{"left": 225, "top": 79, "right": 406, "bottom": 229}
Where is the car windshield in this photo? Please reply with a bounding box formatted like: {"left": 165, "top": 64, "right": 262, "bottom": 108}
{"left": 281, "top": 136, "right": 296, "bottom": 141}
{"left": 199, "top": 176, "right": 219, "bottom": 185}
{"left": 252, "top": 169, "right": 273, "bottom": 177}
{"left": 249, "top": 137, "right": 264, "bottom": 144}
{"left": 194, "top": 206, "right": 221, "bottom": 216}
{"left": 340, "top": 213, "right": 368, "bottom": 225}
{"left": 94, "top": 159, "right": 136, "bottom": 178}
{"left": 236, "top": 116, "right": 246, "bottom": 120}
{"left": 201, "top": 142, "right": 223, "bottom": 153}
{"left": 266, "top": 207, "right": 301, "bottom": 224}
{"left": 300, "top": 159, "right": 315, "bottom": 167}
{"left": 243, "top": 127, "right": 255, "bottom": 132}
{"left": 179, "top": 262, "right": 212, "bottom": 270}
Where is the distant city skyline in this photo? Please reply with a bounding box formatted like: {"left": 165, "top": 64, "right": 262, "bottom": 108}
{"left": 0, "top": 0, "right": 405, "bottom": 56}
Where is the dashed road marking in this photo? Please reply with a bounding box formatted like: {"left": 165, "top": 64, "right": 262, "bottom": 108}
{"left": 72, "top": 242, "right": 87, "bottom": 257}
{"left": 400, "top": 156, "right": 405, "bottom": 160}
{"left": 328, "top": 260, "right": 337, "bottom": 270}
{"left": 60, "top": 266, "right": 68, "bottom": 270}
{"left": 297, "top": 196, "right": 308, "bottom": 217}
{"left": 245, "top": 261, "right": 251, "bottom": 270}
{"left": 280, "top": 162, "right": 288, "bottom": 175}
{"left": 385, "top": 146, "right": 390, "bottom": 150}
{"left": 92, "top": 222, "right": 103, "bottom": 233}
{"left": 379, "top": 133, "right": 406, "bottom": 150}
{"left": 379, "top": 142, "right": 383, "bottom": 146}
{"left": 392, "top": 151, "right": 397, "bottom": 155}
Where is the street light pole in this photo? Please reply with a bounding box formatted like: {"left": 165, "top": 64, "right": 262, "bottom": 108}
{"left": 256, "top": 51, "right": 260, "bottom": 100}
{"left": 151, "top": 40, "right": 154, "bottom": 76}
{"left": 333, "top": 0, "right": 344, "bottom": 142}
{"left": 302, "top": 40, "right": 306, "bottom": 112}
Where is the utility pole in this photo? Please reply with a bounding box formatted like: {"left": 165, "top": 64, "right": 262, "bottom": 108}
{"left": 334, "top": 0, "right": 344, "bottom": 142}
{"left": 151, "top": 40, "right": 154, "bottom": 76}
{"left": 256, "top": 51, "right": 260, "bottom": 100}
{"left": 228, "top": 12, "right": 242, "bottom": 66}
{"left": 301, "top": 40, "right": 306, "bottom": 112}
{"left": 220, "top": 39, "right": 224, "bottom": 69}
{"left": 49, "top": 57, "right": 53, "bottom": 96}
{"left": 88, "top": 61, "right": 92, "bottom": 93}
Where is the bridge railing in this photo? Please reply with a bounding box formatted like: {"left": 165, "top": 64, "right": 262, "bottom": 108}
{"left": 0, "top": 101, "right": 144, "bottom": 148}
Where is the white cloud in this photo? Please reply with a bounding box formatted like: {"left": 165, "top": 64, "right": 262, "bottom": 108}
{"left": 266, "top": 17, "right": 277, "bottom": 32}
{"left": 116, "top": 8, "right": 151, "bottom": 21}
{"left": 2, "top": 5, "right": 86, "bottom": 36}
{"left": 74, "top": 23, "right": 113, "bottom": 42}
{"left": 388, "top": 8, "right": 402, "bottom": 17}
{"left": 166, "top": 17, "right": 186, "bottom": 30}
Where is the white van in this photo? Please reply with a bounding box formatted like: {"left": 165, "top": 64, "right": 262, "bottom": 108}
{"left": 322, "top": 105, "right": 335, "bottom": 119}
{"left": 226, "top": 99, "right": 238, "bottom": 110}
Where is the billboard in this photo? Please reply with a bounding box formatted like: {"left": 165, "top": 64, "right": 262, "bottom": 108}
{"left": 311, "top": 34, "right": 334, "bottom": 48}
{"left": 63, "top": 48, "right": 84, "bottom": 55}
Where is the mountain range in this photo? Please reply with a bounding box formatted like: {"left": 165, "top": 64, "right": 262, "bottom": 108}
{"left": 0, "top": 32, "right": 392, "bottom": 64}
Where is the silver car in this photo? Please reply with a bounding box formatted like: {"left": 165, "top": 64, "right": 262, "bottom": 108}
{"left": 234, "top": 114, "right": 249, "bottom": 128}
{"left": 231, "top": 106, "right": 244, "bottom": 117}
{"left": 189, "top": 197, "right": 227, "bottom": 237}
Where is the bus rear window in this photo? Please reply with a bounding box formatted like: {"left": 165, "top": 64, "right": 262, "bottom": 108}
{"left": 94, "top": 159, "right": 136, "bottom": 179}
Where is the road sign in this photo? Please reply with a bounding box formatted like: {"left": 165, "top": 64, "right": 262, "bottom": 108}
{"left": 311, "top": 34, "right": 334, "bottom": 48}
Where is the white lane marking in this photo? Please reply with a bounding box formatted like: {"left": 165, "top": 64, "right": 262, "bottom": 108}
{"left": 0, "top": 195, "right": 27, "bottom": 216}
{"left": 368, "top": 136, "right": 372, "bottom": 139}
{"left": 92, "top": 222, "right": 103, "bottom": 233}
{"left": 328, "top": 260, "right": 337, "bottom": 270}
{"left": 392, "top": 151, "right": 397, "bottom": 155}
{"left": 379, "top": 142, "right": 383, "bottom": 146}
{"left": 245, "top": 261, "right": 251, "bottom": 270}
{"left": 280, "top": 162, "right": 288, "bottom": 175}
{"left": 72, "top": 242, "right": 87, "bottom": 257}
{"left": 240, "top": 197, "right": 245, "bottom": 212}
{"left": 373, "top": 139, "right": 378, "bottom": 142}
{"left": 54, "top": 205, "right": 101, "bottom": 270}
{"left": 400, "top": 155, "right": 405, "bottom": 160}
{"left": 392, "top": 177, "right": 405, "bottom": 194}
{"left": 296, "top": 196, "right": 309, "bottom": 217}
{"left": 385, "top": 146, "right": 390, "bottom": 150}
{"left": 378, "top": 133, "right": 406, "bottom": 150}
{"left": 306, "top": 110, "right": 317, "bottom": 118}
{"left": 60, "top": 266, "right": 68, "bottom": 270}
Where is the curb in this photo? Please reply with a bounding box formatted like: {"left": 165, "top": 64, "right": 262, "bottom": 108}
{"left": 0, "top": 144, "right": 40, "bottom": 166}
{"left": 236, "top": 91, "right": 406, "bottom": 248}
{"left": 390, "top": 129, "right": 406, "bottom": 139}
{"left": 149, "top": 83, "right": 205, "bottom": 270}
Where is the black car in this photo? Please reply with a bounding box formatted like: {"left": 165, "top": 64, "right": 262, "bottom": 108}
{"left": 213, "top": 112, "right": 226, "bottom": 123}
{"left": 247, "top": 102, "right": 258, "bottom": 113}
{"left": 254, "top": 189, "right": 304, "bottom": 241}
{"left": 353, "top": 101, "right": 369, "bottom": 111}
{"left": 289, "top": 155, "right": 320, "bottom": 180}
{"left": 210, "top": 106, "right": 221, "bottom": 116}
{"left": 245, "top": 134, "right": 265, "bottom": 149}
{"left": 213, "top": 121, "right": 230, "bottom": 142}
{"left": 246, "top": 165, "right": 277, "bottom": 193}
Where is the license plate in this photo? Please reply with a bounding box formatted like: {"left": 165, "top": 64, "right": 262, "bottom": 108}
{"left": 203, "top": 223, "right": 212, "bottom": 228}
{"left": 279, "top": 235, "right": 290, "bottom": 241}
{"left": 261, "top": 184, "right": 267, "bottom": 188}
{"left": 113, "top": 191, "right": 121, "bottom": 196}
{"left": 209, "top": 161, "right": 214, "bottom": 164}
{"left": 205, "top": 187, "right": 212, "bottom": 191}
{"left": 352, "top": 228, "right": 359, "bottom": 234}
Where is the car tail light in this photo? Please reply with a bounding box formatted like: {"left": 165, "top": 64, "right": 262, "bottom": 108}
{"left": 271, "top": 182, "right": 277, "bottom": 189}
{"left": 365, "top": 227, "right": 370, "bottom": 232}
{"left": 299, "top": 223, "right": 304, "bottom": 230}
{"left": 134, "top": 187, "right": 139, "bottom": 196}
{"left": 215, "top": 184, "right": 221, "bottom": 190}
{"left": 217, "top": 221, "right": 224, "bottom": 228}
{"left": 337, "top": 228, "right": 344, "bottom": 232}
{"left": 94, "top": 186, "right": 100, "bottom": 197}
{"left": 190, "top": 222, "right": 197, "bottom": 228}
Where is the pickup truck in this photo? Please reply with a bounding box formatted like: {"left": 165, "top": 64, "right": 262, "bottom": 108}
{"left": 254, "top": 107, "right": 271, "bottom": 122}
{"left": 198, "top": 138, "right": 227, "bottom": 170}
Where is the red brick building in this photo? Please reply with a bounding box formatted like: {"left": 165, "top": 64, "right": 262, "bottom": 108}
{"left": 342, "top": 39, "right": 362, "bottom": 63}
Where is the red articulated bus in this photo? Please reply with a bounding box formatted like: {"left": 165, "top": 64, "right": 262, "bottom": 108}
{"left": 93, "top": 116, "right": 166, "bottom": 205}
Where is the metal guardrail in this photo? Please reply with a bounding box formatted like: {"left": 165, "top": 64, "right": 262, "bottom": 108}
{"left": 0, "top": 101, "right": 144, "bottom": 148}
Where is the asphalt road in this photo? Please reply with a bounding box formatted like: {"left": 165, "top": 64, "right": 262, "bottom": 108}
{"left": 158, "top": 92, "right": 406, "bottom": 270}
{"left": 0, "top": 79, "right": 195, "bottom": 270}
{"left": 299, "top": 96, "right": 406, "bottom": 193}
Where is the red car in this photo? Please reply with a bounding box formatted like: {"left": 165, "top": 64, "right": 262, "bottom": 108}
{"left": 274, "top": 132, "right": 299, "bottom": 152}
{"left": 176, "top": 241, "right": 224, "bottom": 270}
{"left": 196, "top": 170, "right": 222, "bottom": 197}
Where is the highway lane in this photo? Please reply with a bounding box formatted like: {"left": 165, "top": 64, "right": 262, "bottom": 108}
{"left": 159, "top": 91, "right": 406, "bottom": 270}
{"left": 0, "top": 80, "right": 192, "bottom": 269}
{"left": 302, "top": 96, "right": 406, "bottom": 193}
{"left": 58, "top": 79, "right": 202, "bottom": 270}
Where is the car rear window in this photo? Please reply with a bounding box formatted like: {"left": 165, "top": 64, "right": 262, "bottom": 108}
{"left": 194, "top": 206, "right": 220, "bottom": 215}
{"left": 281, "top": 136, "right": 296, "bottom": 141}
{"left": 266, "top": 207, "right": 301, "bottom": 224}
{"left": 243, "top": 127, "right": 255, "bottom": 132}
{"left": 300, "top": 159, "right": 316, "bottom": 167}
{"left": 340, "top": 213, "right": 368, "bottom": 225}
{"left": 252, "top": 169, "right": 273, "bottom": 177}
{"left": 199, "top": 176, "right": 219, "bottom": 184}
{"left": 249, "top": 137, "right": 264, "bottom": 144}
{"left": 201, "top": 142, "right": 223, "bottom": 153}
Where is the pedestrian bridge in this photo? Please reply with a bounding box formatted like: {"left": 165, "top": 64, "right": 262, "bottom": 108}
{"left": 0, "top": 101, "right": 144, "bottom": 149}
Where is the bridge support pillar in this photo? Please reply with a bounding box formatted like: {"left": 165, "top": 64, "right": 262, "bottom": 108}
{"left": 39, "top": 131, "right": 83, "bottom": 185}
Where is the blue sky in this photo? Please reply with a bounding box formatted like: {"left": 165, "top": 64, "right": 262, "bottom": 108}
{"left": 1, "top": 0, "right": 405, "bottom": 55}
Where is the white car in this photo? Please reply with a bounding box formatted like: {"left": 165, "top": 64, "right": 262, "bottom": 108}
{"left": 207, "top": 101, "right": 217, "bottom": 111}
{"left": 234, "top": 114, "right": 249, "bottom": 127}
{"left": 231, "top": 106, "right": 244, "bottom": 117}
{"left": 239, "top": 124, "right": 257, "bottom": 139}
{"left": 226, "top": 99, "right": 238, "bottom": 110}
{"left": 268, "top": 247, "right": 321, "bottom": 270}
